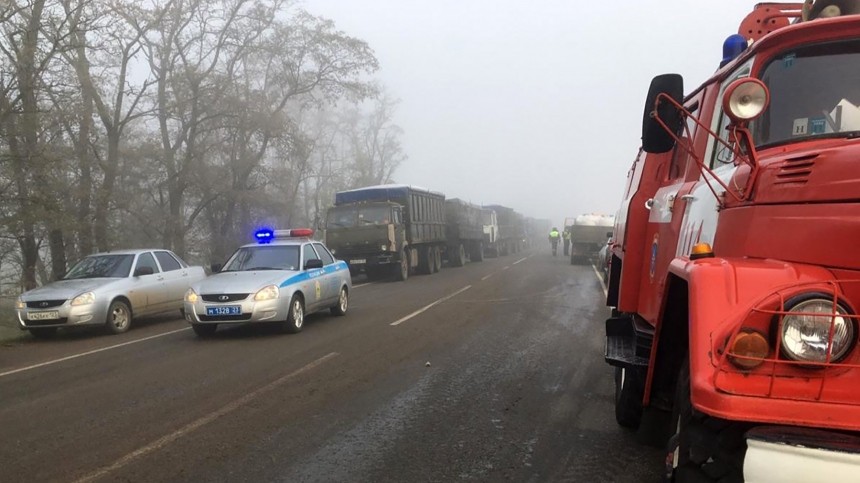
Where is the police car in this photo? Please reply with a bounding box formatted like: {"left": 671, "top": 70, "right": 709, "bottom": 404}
{"left": 183, "top": 228, "right": 351, "bottom": 337}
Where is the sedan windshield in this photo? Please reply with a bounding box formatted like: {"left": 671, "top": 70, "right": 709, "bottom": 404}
{"left": 222, "top": 245, "right": 300, "bottom": 271}
{"left": 64, "top": 255, "right": 134, "bottom": 279}
{"left": 752, "top": 40, "right": 860, "bottom": 147}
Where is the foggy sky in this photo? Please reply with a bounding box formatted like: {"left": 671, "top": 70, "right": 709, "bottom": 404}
{"left": 301, "top": 0, "right": 758, "bottom": 229}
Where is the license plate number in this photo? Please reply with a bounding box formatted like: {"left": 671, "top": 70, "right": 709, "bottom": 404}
{"left": 28, "top": 311, "right": 60, "bottom": 321}
{"left": 206, "top": 306, "right": 241, "bottom": 316}
{"left": 350, "top": 259, "right": 366, "bottom": 265}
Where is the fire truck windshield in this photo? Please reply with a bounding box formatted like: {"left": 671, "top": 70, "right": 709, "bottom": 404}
{"left": 751, "top": 39, "right": 860, "bottom": 148}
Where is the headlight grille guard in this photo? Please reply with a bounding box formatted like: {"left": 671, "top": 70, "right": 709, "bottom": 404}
{"left": 712, "top": 279, "right": 860, "bottom": 404}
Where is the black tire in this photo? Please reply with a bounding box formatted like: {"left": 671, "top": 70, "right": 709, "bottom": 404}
{"left": 105, "top": 300, "right": 132, "bottom": 334}
{"left": 280, "top": 295, "right": 305, "bottom": 334}
{"left": 330, "top": 287, "right": 348, "bottom": 316}
{"left": 28, "top": 327, "right": 58, "bottom": 339}
{"left": 471, "top": 242, "right": 484, "bottom": 262}
{"left": 394, "top": 250, "right": 409, "bottom": 281}
{"left": 451, "top": 244, "right": 466, "bottom": 267}
{"left": 666, "top": 361, "right": 746, "bottom": 483}
{"left": 615, "top": 366, "right": 645, "bottom": 428}
{"left": 433, "top": 246, "right": 442, "bottom": 272}
{"left": 192, "top": 323, "right": 217, "bottom": 337}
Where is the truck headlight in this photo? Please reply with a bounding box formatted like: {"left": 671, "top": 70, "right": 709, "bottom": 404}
{"left": 71, "top": 291, "right": 95, "bottom": 306}
{"left": 381, "top": 245, "right": 388, "bottom": 251}
{"left": 185, "top": 289, "right": 199, "bottom": 303}
{"left": 254, "top": 285, "right": 279, "bottom": 301}
{"left": 15, "top": 298, "right": 24, "bottom": 310}
{"left": 781, "top": 297, "right": 855, "bottom": 363}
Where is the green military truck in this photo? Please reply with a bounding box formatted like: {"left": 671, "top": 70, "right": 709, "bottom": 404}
{"left": 569, "top": 213, "right": 614, "bottom": 265}
{"left": 325, "top": 185, "right": 447, "bottom": 281}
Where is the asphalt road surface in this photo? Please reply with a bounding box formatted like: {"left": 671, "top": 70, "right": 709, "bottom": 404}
{"left": 0, "top": 249, "right": 663, "bottom": 482}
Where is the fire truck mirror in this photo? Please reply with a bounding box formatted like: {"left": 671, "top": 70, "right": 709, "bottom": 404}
{"left": 642, "top": 73, "right": 684, "bottom": 154}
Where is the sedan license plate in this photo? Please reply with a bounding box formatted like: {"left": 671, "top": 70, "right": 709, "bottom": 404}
{"left": 206, "top": 305, "right": 241, "bottom": 316}
{"left": 350, "top": 259, "right": 367, "bottom": 265}
{"left": 28, "top": 311, "right": 60, "bottom": 321}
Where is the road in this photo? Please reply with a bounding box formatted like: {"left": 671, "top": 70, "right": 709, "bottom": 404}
{"left": 0, "top": 249, "right": 663, "bottom": 482}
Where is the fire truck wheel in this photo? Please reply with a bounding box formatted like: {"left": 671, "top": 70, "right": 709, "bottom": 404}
{"left": 614, "top": 366, "right": 644, "bottom": 428}
{"left": 667, "top": 361, "right": 746, "bottom": 483}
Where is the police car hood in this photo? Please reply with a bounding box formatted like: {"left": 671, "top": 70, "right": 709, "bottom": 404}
{"left": 21, "top": 278, "right": 120, "bottom": 301}
{"left": 194, "top": 270, "right": 298, "bottom": 295}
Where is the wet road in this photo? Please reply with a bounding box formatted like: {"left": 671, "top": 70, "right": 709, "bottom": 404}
{"left": 0, "top": 249, "right": 663, "bottom": 482}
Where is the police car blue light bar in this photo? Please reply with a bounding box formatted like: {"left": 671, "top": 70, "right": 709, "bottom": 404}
{"left": 254, "top": 228, "right": 314, "bottom": 243}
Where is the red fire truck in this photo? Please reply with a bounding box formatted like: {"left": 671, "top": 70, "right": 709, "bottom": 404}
{"left": 604, "top": 2, "right": 860, "bottom": 481}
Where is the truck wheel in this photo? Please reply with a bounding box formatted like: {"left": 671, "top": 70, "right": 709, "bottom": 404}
{"left": 395, "top": 251, "right": 409, "bottom": 281}
{"left": 471, "top": 243, "right": 484, "bottom": 262}
{"left": 452, "top": 244, "right": 465, "bottom": 267}
{"left": 666, "top": 361, "right": 746, "bottom": 482}
{"left": 433, "top": 246, "right": 442, "bottom": 272}
{"left": 614, "top": 366, "right": 644, "bottom": 428}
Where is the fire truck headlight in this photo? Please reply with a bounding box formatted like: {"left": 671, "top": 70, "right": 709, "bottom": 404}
{"left": 780, "top": 297, "right": 855, "bottom": 364}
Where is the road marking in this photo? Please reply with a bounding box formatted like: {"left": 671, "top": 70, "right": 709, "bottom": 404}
{"left": 353, "top": 282, "right": 373, "bottom": 288}
{"left": 592, "top": 264, "right": 608, "bottom": 298}
{"left": 390, "top": 285, "right": 472, "bottom": 326}
{"left": 73, "top": 352, "right": 340, "bottom": 483}
{"left": 512, "top": 256, "right": 530, "bottom": 265}
{"left": 502, "top": 266, "right": 510, "bottom": 271}
{"left": 481, "top": 273, "right": 494, "bottom": 281}
{"left": 0, "top": 327, "right": 191, "bottom": 379}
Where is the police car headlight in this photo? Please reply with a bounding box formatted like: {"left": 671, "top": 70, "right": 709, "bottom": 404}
{"left": 15, "top": 298, "right": 25, "bottom": 310}
{"left": 185, "top": 289, "right": 199, "bottom": 303}
{"left": 254, "top": 285, "right": 279, "bottom": 301}
{"left": 71, "top": 291, "right": 95, "bottom": 306}
{"left": 781, "top": 297, "right": 855, "bottom": 363}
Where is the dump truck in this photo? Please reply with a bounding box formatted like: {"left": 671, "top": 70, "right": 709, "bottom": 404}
{"left": 482, "top": 204, "right": 524, "bottom": 256}
{"left": 603, "top": 3, "right": 860, "bottom": 481}
{"left": 325, "top": 185, "right": 446, "bottom": 281}
{"left": 445, "top": 198, "right": 485, "bottom": 266}
{"left": 568, "top": 213, "right": 614, "bottom": 265}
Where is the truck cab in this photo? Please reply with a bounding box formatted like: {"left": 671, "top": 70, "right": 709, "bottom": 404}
{"left": 325, "top": 201, "right": 404, "bottom": 277}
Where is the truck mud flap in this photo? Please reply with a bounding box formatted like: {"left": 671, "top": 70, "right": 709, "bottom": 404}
{"left": 605, "top": 315, "right": 653, "bottom": 369}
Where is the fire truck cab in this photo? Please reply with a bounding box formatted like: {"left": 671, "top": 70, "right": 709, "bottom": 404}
{"left": 605, "top": 2, "right": 860, "bottom": 481}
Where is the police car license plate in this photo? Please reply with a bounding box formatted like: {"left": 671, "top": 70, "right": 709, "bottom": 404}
{"left": 206, "top": 306, "right": 241, "bottom": 316}
{"left": 350, "top": 259, "right": 366, "bottom": 265}
{"left": 28, "top": 311, "right": 59, "bottom": 321}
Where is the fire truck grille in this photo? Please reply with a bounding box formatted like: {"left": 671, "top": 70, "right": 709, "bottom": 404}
{"left": 713, "top": 280, "right": 860, "bottom": 405}
{"left": 774, "top": 153, "right": 817, "bottom": 185}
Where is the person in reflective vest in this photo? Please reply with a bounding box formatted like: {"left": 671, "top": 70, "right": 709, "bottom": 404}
{"left": 548, "top": 227, "right": 560, "bottom": 256}
{"left": 562, "top": 227, "right": 572, "bottom": 256}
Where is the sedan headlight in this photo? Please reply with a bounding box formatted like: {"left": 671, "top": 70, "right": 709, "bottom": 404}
{"left": 781, "top": 297, "right": 855, "bottom": 363}
{"left": 185, "top": 289, "right": 199, "bottom": 303}
{"left": 71, "top": 291, "right": 95, "bottom": 306}
{"left": 254, "top": 285, "right": 279, "bottom": 301}
{"left": 15, "top": 298, "right": 24, "bottom": 310}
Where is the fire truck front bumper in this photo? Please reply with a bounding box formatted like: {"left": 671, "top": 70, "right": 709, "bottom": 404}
{"left": 744, "top": 426, "right": 860, "bottom": 483}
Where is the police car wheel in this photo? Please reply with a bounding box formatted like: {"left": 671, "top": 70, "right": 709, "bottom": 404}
{"left": 281, "top": 295, "right": 305, "bottom": 334}
{"left": 331, "top": 287, "right": 348, "bottom": 316}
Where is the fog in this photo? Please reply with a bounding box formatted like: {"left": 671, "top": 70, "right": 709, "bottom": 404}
{"left": 302, "top": 0, "right": 757, "bottom": 228}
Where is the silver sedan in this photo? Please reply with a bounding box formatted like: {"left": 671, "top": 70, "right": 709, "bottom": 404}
{"left": 15, "top": 249, "right": 207, "bottom": 338}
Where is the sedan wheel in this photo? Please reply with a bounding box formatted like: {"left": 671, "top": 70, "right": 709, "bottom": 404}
{"left": 281, "top": 295, "right": 305, "bottom": 334}
{"left": 331, "top": 287, "right": 349, "bottom": 316}
{"left": 105, "top": 300, "right": 131, "bottom": 334}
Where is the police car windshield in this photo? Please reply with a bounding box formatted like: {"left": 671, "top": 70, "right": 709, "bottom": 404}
{"left": 752, "top": 39, "right": 860, "bottom": 148}
{"left": 221, "top": 245, "right": 300, "bottom": 272}
{"left": 63, "top": 254, "right": 134, "bottom": 279}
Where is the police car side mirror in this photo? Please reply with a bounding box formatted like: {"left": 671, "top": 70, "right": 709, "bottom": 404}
{"left": 210, "top": 263, "right": 222, "bottom": 273}
{"left": 304, "top": 259, "right": 324, "bottom": 270}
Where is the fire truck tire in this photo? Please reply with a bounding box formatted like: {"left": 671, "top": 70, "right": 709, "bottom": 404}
{"left": 614, "top": 366, "right": 645, "bottom": 428}
{"left": 667, "top": 361, "right": 746, "bottom": 483}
